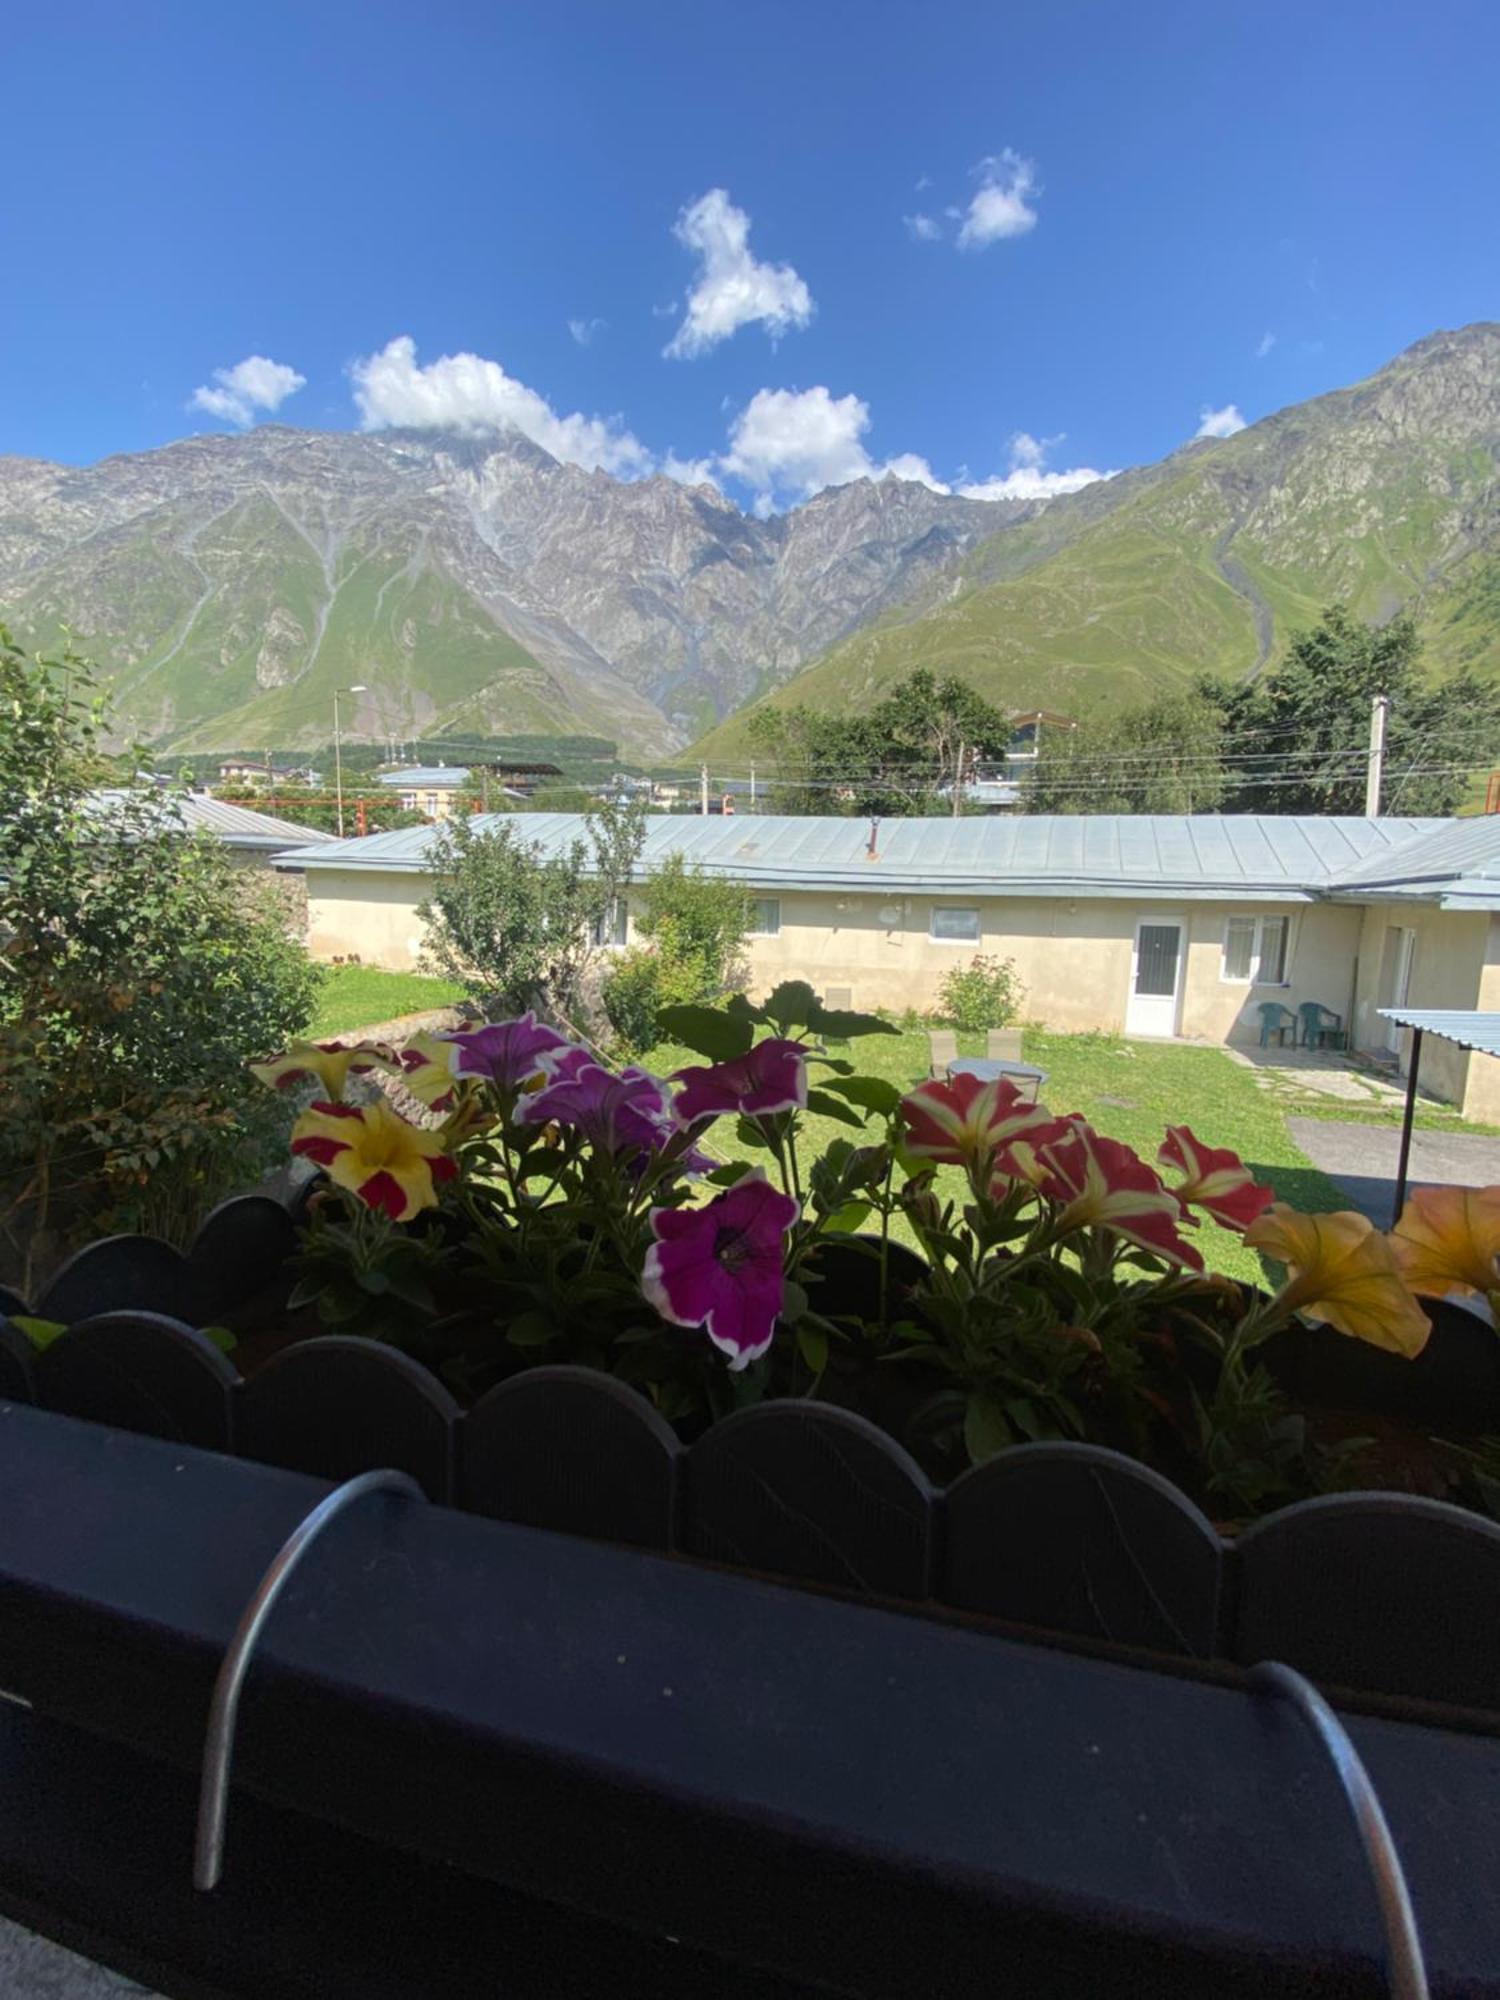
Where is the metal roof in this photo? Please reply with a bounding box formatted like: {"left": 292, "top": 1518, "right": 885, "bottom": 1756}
{"left": 1330, "top": 816, "right": 1500, "bottom": 910}
{"left": 1377, "top": 1009, "right": 1500, "bottom": 1057}
{"left": 91, "top": 790, "right": 333, "bottom": 849}
{"left": 378, "top": 766, "right": 470, "bottom": 788}
{"left": 275, "top": 811, "right": 1442, "bottom": 898}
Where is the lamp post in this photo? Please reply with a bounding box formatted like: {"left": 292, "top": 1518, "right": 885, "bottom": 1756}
{"left": 333, "top": 684, "right": 367, "bottom": 838}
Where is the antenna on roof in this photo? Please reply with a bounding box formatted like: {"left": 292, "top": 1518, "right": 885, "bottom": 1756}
{"left": 866, "top": 816, "right": 880, "bottom": 860}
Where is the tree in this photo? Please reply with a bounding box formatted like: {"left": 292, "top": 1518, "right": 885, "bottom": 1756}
{"left": 603, "top": 857, "right": 753, "bottom": 1054}
{"left": 0, "top": 629, "right": 319, "bottom": 1288}
{"left": 418, "top": 796, "right": 647, "bottom": 1025}
{"left": 1024, "top": 694, "right": 1228, "bottom": 814}
{"left": 1212, "top": 606, "right": 1500, "bottom": 816}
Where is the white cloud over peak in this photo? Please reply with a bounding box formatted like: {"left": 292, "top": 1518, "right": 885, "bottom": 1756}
{"left": 958, "top": 429, "right": 1113, "bottom": 501}
{"left": 1254, "top": 330, "right": 1276, "bottom": 359}
{"left": 957, "top": 149, "right": 1040, "bottom": 249}
{"left": 665, "top": 189, "right": 813, "bottom": 359}
{"left": 660, "top": 451, "right": 720, "bottom": 490}
{"left": 1195, "top": 402, "right": 1247, "bottom": 439}
{"left": 717, "top": 386, "right": 947, "bottom": 509}
{"left": 568, "top": 316, "right": 606, "bottom": 347}
{"left": 190, "top": 354, "right": 306, "bottom": 427}
{"left": 349, "top": 335, "right": 651, "bottom": 475}
{"left": 904, "top": 212, "right": 942, "bottom": 241}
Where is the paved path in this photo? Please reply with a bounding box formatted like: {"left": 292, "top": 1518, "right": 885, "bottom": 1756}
{"left": 0, "top": 1917, "right": 156, "bottom": 1998}
{"left": 1288, "top": 1118, "right": 1500, "bottom": 1224}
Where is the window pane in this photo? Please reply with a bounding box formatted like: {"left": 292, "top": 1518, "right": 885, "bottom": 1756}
{"left": 1135, "top": 924, "right": 1180, "bottom": 997}
{"left": 1257, "top": 917, "right": 1288, "bottom": 984}
{"left": 749, "top": 897, "right": 780, "bottom": 936}
{"left": 1223, "top": 917, "right": 1255, "bottom": 981}
{"left": 931, "top": 907, "right": 980, "bottom": 942}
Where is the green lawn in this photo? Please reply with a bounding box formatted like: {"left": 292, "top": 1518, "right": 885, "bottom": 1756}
{"left": 646, "top": 1026, "right": 1347, "bottom": 1284}
{"left": 309, "top": 965, "right": 465, "bottom": 1040}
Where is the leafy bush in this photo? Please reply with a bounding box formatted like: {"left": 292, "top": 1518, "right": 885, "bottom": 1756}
{"left": 0, "top": 629, "right": 318, "bottom": 1289}
{"left": 935, "top": 954, "right": 1025, "bottom": 1034}
{"left": 603, "top": 857, "right": 752, "bottom": 1053}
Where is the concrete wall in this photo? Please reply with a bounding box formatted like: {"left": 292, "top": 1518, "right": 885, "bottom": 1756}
{"left": 1350, "top": 900, "right": 1493, "bottom": 1114}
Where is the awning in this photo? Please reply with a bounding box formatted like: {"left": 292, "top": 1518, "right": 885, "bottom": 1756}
{"left": 1376, "top": 1009, "right": 1500, "bottom": 1222}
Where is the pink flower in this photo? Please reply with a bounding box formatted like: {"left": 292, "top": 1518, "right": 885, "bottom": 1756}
{"left": 516, "top": 1049, "right": 679, "bottom": 1159}
{"left": 673, "top": 1039, "right": 808, "bottom": 1124}
{"left": 642, "top": 1169, "right": 800, "bottom": 1370}
{"left": 442, "top": 1013, "right": 572, "bottom": 1091}
{"left": 901, "top": 1072, "right": 1054, "bottom": 1171}
{"left": 1035, "top": 1122, "right": 1204, "bottom": 1270}
{"left": 1158, "top": 1125, "right": 1274, "bottom": 1234}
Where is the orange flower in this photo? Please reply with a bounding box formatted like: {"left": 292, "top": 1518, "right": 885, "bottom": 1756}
{"left": 1390, "top": 1185, "right": 1500, "bottom": 1299}
{"left": 291, "top": 1099, "right": 457, "bottom": 1221}
{"left": 1243, "top": 1203, "right": 1430, "bottom": 1357}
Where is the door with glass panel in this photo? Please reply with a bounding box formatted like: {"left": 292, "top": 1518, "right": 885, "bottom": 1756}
{"left": 1126, "top": 919, "right": 1184, "bottom": 1036}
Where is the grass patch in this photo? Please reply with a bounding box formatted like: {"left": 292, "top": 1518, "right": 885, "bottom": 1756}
{"left": 310, "top": 965, "right": 465, "bottom": 1039}
{"left": 646, "top": 1026, "right": 1347, "bottom": 1284}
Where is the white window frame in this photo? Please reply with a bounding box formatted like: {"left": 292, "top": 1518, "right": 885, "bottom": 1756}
{"left": 1220, "top": 913, "right": 1292, "bottom": 987}
{"left": 930, "top": 905, "right": 981, "bottom": 944}
{"left": 747, "top": 896, "right": 781, "bottom": 937}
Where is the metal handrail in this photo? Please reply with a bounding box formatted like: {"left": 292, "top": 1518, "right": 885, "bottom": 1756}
{"left": 1251, "top": 1661, "right": 1429, "bottom": 1999}
{"left": 194, "top": 1467, "right": 424, "bottom": 1891}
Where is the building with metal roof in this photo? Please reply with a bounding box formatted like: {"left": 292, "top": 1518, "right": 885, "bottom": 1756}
{"left": 90, "top": 790, "right": 333, "bottom": 856}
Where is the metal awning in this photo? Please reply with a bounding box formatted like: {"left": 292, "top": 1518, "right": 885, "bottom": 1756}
{"left": 1376, "top": 1009, "right": 1500, "bottom": 1221}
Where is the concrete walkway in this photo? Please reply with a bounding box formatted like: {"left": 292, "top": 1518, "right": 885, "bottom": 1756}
{"left": 1288, "top": 1117, "right": 1500, "bottom": 1224}
{"left": 0, "top": 1917, "right": 156, "bottom": 1998}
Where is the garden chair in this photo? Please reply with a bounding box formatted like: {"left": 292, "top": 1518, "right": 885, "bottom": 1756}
{"left": 1256, "top": 1001, "right": 1298, "bottom": 1048}
{"left": 928, "top": 1028, "right": 958, "bottom": 1078}
{"left": 1298, "top": 1001, "right": 1347, "bottom": 1051}
{"left": 986, "top": 1027, "right": 1023, "bottom": 1061}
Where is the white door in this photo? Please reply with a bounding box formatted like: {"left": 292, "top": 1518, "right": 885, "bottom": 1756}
{"left": 1126, "top": 920, "right": 1184, "bottom": 1037}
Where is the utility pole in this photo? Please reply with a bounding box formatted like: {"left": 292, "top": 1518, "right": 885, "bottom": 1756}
{"left": 952, "top": 741, "right": 966, "bottom": 818}
{"left": 749, "top": 762, "right": 756, "bottom": 811}
{"left": 1365, "top": 694, "right": 1390, "bottom": 816}
{"left": 700, "top": 763, "right": 709, "bottom": 816}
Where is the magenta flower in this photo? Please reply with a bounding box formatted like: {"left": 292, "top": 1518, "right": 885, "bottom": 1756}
{"left": 673, "top": 1038, "right": 808, "bottom": 1124}
{"left": 442, "top": 1013, "right": 571, "bottom": 1091}
{"left": 642, "top": 1169, "right": 800, "bottom": 1370}
{"left": 516, "top": 1049, "right": 679, "bottom": 1159}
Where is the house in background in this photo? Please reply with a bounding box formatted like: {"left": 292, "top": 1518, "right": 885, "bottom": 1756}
{"left": 377, "top": 764, "right": 471, "bottom": 820}
{"left": 273, "top": 811, "right": 1500, "bottom": 1120}
{"left": 91, "top": 790, "right": 333, "bottom": 866}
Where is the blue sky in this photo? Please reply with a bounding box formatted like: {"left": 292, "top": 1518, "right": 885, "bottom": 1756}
{"left": 6, "top": 0, "right": 1497, "bottom": 510}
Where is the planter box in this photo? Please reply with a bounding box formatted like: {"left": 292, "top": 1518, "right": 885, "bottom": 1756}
{"left": 5, "top": 1197, "right": 1500, "bottom": 1719}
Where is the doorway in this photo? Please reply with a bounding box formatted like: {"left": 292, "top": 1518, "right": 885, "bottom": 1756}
{"left": 1126, "top": 919, "right": 1184, "bottom": 1037}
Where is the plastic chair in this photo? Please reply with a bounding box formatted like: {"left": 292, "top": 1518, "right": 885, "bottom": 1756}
{"left": 1298, "top": 1001, "right": 1347, "bottom": 1051}
{"left": 928, "top": 1029, "right": 958, "bottom": 1078}
{"left": 986, "top": 1028, "right": 1023, "bottom": 1061}
{"left": 1257, "top": 1002, "right": 1298, "bottom": 1048}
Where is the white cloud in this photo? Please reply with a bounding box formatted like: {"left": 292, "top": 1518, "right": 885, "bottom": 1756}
{"left": 568, "top": 316, "right": 606, "bottom": 347}
{"left": 879, "top": 452, "right": 949, "bottom": 492}
{"left": 1254, "top": 330, "right": 1276, "bottom": 359}
{"left": 1196, "top": 402, "right": 1247, "bottom": 439}
{"left": 904, "top": 212, "right": 942, "bottom": 241}
{"left": 717, "top": 386, "right": 950, "bottom": 508}
{"left": 349, "top": 335, "right": 652, "bottom": 475}
{"left": 660, "top": 451, "right": 720, "bottom": 490}
{"left": 665, "top": 189, "right": 813, "bottom": 359}
{"left": 957, "top": 429, "right": 1113, "bottom": 501}
{"left": 957, "top": 149, "right": 1039, "bottom": 249}
{"left": 190, "top": 354, "right": 306, "bottom": 427}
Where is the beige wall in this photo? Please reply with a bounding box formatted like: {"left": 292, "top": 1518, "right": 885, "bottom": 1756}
{"left": 1351, "top": 901, "right": 1495, "bottom": 1117}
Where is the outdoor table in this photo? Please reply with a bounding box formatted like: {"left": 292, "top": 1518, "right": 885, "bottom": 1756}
{"left": 947, "top": 1055, "right": 1048, "bottom": 1102}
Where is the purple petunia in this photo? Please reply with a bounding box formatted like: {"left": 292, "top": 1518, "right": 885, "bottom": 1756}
{"left": 672, "top": 1038, "right": 808, "bottom": 1125}
{"left": 516, "top": 1048, "right": 680, "bottom": 1160}
{"left": 641, "top": 1169, "right": 800, "bottom": 1370}
{"left": 442, "top": 1013, "right": 571, "bottom": 1091}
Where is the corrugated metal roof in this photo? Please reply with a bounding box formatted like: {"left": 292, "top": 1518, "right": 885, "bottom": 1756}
{"left": 1378, "top": 1009, "right": 1500, "bottom": 1057}
{"left": 91, "top": 790, "right": 333, "bottom": 848}
{"left": 1331, "top": 815, "right": 1500, "bottom": 909}
{"left": 377, "top": 766, "right": 470, "bottom": 788}
{"left": 276, "top": 812, "right": 1443, "bottom": 898}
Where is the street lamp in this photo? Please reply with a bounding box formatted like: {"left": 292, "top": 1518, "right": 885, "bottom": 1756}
{"left": 333, "top": 684, "right": 367, "bottom": 838}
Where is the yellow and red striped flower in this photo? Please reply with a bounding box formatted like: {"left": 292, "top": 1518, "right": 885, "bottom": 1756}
{"left": 1158, "top": 1125, "right": 1274, "bottom": 1234}
{"left": 290, "top": 1099, "right": 457, "bottom": 1222}
{"left": 1390, "top": 1184, "right": 1500, "bottom": 1300}
{"left": 1035, "top": 1122, "right": 1204, "bottom": 1270}
{"left": 901, "top": 1072, "right": 1055, "bottom": 1172}
{"left": 249, "top": 1040, "right": 395, "bottom": 1102}
{"left": 391, "top": 1031, "right": 461, "bottom": 1111}
{"left": 1244, "top": 1203, "right": 1430, "bottom": 1356}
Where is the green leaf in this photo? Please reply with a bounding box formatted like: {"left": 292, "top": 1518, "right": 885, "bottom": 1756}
{"left": 807, "top": 1005, "right": 900, "bottom": 1041}
{"left": 795, "top": 1322, "right": 829, "bottom": 1379}
{"left": 823, "top": 1200, "right": 872, "bottom": 1235}
{"left": 734, "top": 1115, "right": 773, "bottom": 1151}
{"left": 781, "top": 1278, "right": 810, "bottom": 1324}
{"left": 506, "top": 1311, "right": 556, "bottom": 1348}
{"left": 804, "top": 1087, "right": 866, "bottom": 1128}
{"left": 704, "top": 1160, "right": 756, "bottom": 1186}
{"left": 821, "top": 1074, "right": 902, "bottom": 1117}
{"left": 964, "top": 1394, "right": 1014, "bottom": 1465}
{"left": 655, "top": 1004, "right": 754, "bottom": 1060}
{"left": 201, "top": 1324, "right": 238, "bottom": 1355}
{"left": 10, "top": 1316, "right": 68, "bottom": 1353}
{"left": 758, "top": 979, "right": 819, "bottom": 1032}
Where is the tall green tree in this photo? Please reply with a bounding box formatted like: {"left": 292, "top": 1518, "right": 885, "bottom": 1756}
{"left": 1024, "top": 694, "right": 1228, "bottom": 813}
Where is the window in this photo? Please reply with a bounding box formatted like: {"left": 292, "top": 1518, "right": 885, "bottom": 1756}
{"left": 930, "top": 906, "right": 981, "bottom": 943}
{"left": 591, "top": 898, "right": 629, "bottom": 948}
{"left": 747, "top": 897, "right": 781, "bottom": 937}
{"left": 1222, "top": 914, "right": 1290, "bottom": 985}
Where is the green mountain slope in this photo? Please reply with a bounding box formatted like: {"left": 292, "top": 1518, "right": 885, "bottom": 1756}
{"left": 691, "top": 324, "right": 1500, "bottom": 763}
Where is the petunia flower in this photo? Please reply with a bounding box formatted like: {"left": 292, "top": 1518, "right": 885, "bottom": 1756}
{"left": 673, "top": 1039, "right": 808, "bottom": 1124}
{"left": 516, "top": 1050, "right": 680, "bottom": 1160}
{"left": 1244, "top": 1203, "right": 1430, "bottom": 1356}
{"left": 641, "top": 1168, "right": 800, "bottom": 1370}
{"left": 290, "top": 1099, "right": 458, "bottom": 1221}
{"left": 391, "top": 1031, "right": 462, "bottom": 1111}
{"left": 1390, "top": 1184, "right": 1500, "bottom": 1300}
{"left": 993, "top": 1114, "right": 1087, "bottom": 1189}
{"left": 442, "top": 1013, "right": 572, "bottom": 1092}
{"left": 901, "top": 1072, "right": 1054, "bottom": 1172}
{"left": 1035, "top": 1122, "right": 1204, "bottom": 1271}
{"left": 1158, "top": 1125, "right": 1274, "bottom": 1234}
{"left": 249, "top": 1039, "right": 395, "bottom": 1101}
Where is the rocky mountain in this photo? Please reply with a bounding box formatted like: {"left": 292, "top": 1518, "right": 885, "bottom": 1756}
{"left": 693, "top": 323, "right": 1500, "bottom": 759}
{"left": 0, "top": 427, "right": 1017, "bottom": 758}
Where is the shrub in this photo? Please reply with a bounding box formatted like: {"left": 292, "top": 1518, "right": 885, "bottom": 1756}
{"left": 604, "top": 857, "right": 752, "bottom": 1054}
{"left": 935, "top": 954, "right": 1025, "bottom": 1035}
